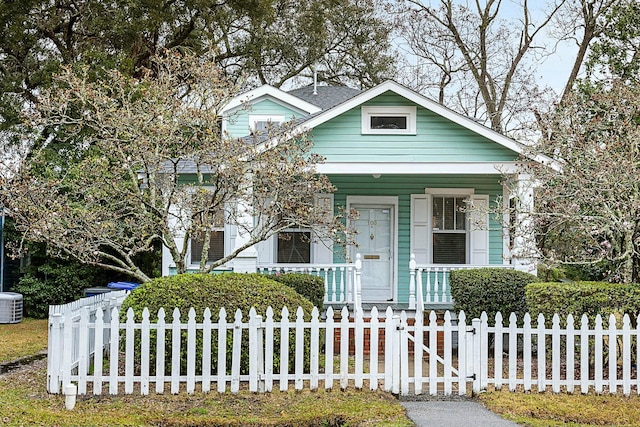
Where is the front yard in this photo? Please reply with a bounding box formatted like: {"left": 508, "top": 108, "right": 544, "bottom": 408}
{"left": 5, "top": 318, "right": 640, "bottom": 426}
{"left": 0, "top": 318, "right": 411, "bottom": 427}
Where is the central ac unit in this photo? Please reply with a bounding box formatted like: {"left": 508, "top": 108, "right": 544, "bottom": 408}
{"left": 0, "top": 292, "right": 23, "bottom": 324}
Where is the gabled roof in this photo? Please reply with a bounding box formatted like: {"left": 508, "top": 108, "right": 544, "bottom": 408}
{"left": 222, "top": 84, "right": 322, "bottom": 115}
{"left": 290, "top": 80, "right": 528, "bottom": 155}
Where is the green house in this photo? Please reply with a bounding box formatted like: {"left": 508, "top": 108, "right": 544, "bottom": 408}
{"left": 162, "top": 81, "right": 538, "bottom": 310}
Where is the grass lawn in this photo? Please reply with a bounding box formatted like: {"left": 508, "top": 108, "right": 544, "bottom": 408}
{"left": 0, "top": 317, "right": 412, "bottom": 426}
{"left": 0, "top": 318, "right": 48, "bottom": 362}
{"left": 480, "top": 388, "right": 640, "bottom": 426}
{"left": 0, "top": 359, "right": 412, "bottom": 427}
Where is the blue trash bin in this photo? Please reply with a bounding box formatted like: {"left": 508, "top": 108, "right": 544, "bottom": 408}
{"left": 107, "top": 281, "right": 141, "bottom": 291}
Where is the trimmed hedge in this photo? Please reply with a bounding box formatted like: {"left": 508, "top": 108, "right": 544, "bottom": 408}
{"left": 525, "top": 281, "right": 640, "bottom": 326}
{"left": 450, "top": 268, "right": 538, "bottom": 321}
{"left": 267, "top": 273, "right": 325, "bottom": 310}
{"left": 119, "top": 273, "right": 314, "bottom": 374}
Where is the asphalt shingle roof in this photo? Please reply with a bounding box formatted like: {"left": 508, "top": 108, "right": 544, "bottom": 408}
{"left": 287, "top": 85, "right": 362, "bottom": 111}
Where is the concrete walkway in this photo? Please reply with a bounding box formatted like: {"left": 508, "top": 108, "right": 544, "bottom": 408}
{"left": 400, "top": 400, "right": 520, "bottom": 427}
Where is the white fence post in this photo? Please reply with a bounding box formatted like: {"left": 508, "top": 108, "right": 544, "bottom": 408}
{"left": 623, "top": 314, "right": 631, "bottom": 396}
{"left": 171, "top": 308, "right": 182, "bottom": 395}
{"left": 93, "top": 307, "right": 104, "bottom": 395}
{"left": 202, "top": 308, "right": 212, "bottom": 393}
{"left": 369, "top": 307, "right": 380, "bottom": 391}
{"left": 47, "top": 313, "right": 63, "bottom": 394}
{"left": 339, "top": 306, "right": 350, "bottom": 390}
{"left": 186, "top": 308, "right": 197, "bottom": 394}
{"left": 156, "top": 308, "right": 167, "bottom": 395}
{"left": 400, "top": 311, "right": 410, "bottom": 396}
{"left": 471, "top": 317, "right": 481, "bottom": 394}
{"left": 480, "top": 312, "right": 489, "bottom": 390}
{"left": 125, "top": 308, "right": 135, "bottom": 395}
{"left": 279, "top": 307, "right": 290, "bottom": 392}
{"left": 391, "top": 313, "right": 401, "bottom": 395}
{"left": 537, "top": 313, "right": 546, "bottom": 393}
{"left": 494, "top": 312, "right": 503, "bottom": 390}
{"left": 310, "top": 308, "right": 320, "bottom": 391}
{"left": 457, "top": 311, "right": 468, "bottom": 396}
{"left": 264, "top": 307, "right": 275, "bottom": 392}
{"left": 231, "top": 309, "right": 243, "bottom": 394}
{"left": 428, "top": 311, "right": 437, "bottom": 396}
{"left": 248, "top": 308, "right": 263, "bottom": 393}
{"left": 354, "top": 307, "right": 364, "bottom": 390}
{"left": 217, "top": 308, "right": 228, "bottom": 393}
{"left": 324, "top": 307, "right": 335, "bottom": 391}
{"left": 294, "top": 307, "right": 305, "bottom": 391}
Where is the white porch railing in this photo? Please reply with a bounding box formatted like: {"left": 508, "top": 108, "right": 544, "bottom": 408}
{"left": 409, "top": 254, "right": 515, "bottom": 310}
{"left": 257, "top": 254, "right": 362, "bottom": 309}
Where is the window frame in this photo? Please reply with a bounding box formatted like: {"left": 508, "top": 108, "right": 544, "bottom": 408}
{"left": 249, "top": 114, "right": 285, "bottom": 135}
{"left": 188, "top": 208, "right": 226, "bottom": 266}
{"left": 361, "top": 106, "right": 417, "bottom": 135}
{"left": 275, "top": 227, "right": 312, "bottom": 264}
{"left": 425, "top": 189, "right": 474, "bottom": 265}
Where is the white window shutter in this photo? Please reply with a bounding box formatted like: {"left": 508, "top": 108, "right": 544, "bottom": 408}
{"left": 469, "top": 195, "right": 489, "bottom": 265}
{"left": 411, "top": 194, "right": 431, "bottom": 264}
{"left": 312, "top": 194, "right": 334, "bottom": 264}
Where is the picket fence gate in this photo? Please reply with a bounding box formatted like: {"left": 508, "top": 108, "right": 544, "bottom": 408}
{"left": 48, "top": 294, "right": 640, "bottom": 397}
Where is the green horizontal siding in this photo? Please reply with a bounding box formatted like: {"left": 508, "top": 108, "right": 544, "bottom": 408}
{"left": 329, "top": 174, "right": 505, "bottom": 304}
{"left": 225, "top": 98, "right": 306, "bottom": 138}
{"left": 310, "top": 92, "right": 518, "bottom": 163}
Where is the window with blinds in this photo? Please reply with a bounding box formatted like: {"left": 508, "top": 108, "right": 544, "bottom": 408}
{"left": 432, "top": 196, "right": 466, "bottom": 264}
{"left": 191, "top": 230, "right": 225, "bottom": 263}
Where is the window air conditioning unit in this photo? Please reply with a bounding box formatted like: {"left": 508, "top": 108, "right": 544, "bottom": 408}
{"left": 0, "top": 292, "right": 23, "bottom": 324}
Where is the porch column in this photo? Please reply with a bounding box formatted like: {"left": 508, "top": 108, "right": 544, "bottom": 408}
{"left": 231, "top": 176, "right": 258, "bottom": 273}
{"left": 512, "top": 173, "right": 537, "bottom": 274}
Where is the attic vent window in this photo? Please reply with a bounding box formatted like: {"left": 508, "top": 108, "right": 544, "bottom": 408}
{"left": 362, "top": 106, "right": 416, "bottom": 135}
{"left": 249, "top": 114, "right": 285, "bottom": 135}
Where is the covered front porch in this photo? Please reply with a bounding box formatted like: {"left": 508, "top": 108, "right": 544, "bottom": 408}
{"left": 258, "top": 253, "right": 517, "bottom": 312}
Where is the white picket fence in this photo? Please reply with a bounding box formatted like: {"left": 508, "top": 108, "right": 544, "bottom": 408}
{"left": 48, "top": 297, "right": 640, "bottom": 396}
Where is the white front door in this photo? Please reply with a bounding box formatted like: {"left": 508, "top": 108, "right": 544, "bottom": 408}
{"left": 352, "top": 205, "right": 394, "bottom": 302}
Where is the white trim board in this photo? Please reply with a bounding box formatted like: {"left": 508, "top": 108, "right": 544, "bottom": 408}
{"left": 316, "top": 162, "right": 521, "bottom": 175}
{"left": 222, "top": 85, "right": 322, "bottom": 115}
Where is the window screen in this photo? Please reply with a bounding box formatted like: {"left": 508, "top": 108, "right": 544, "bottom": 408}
{"left": 277, "top": 231, "right": 311, "bottom": 263}
{"left": 191, "top": 230, "right": 225, "bottom": 263}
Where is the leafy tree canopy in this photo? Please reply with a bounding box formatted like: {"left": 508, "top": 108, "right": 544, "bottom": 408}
{"left": 0, "top": 0, "right": 394, "bottom": 131}
{"left": 1, "top": 50, "right": 346, "bottom": 282}
{"left": 522, "top": 79, "right": 640, "bottom": 283}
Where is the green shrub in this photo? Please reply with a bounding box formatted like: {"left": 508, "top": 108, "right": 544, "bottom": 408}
{"left": 119, "top": 273, "right": 315, "bottom": 375}
{"left": 525, "top": 281, "right": 640, "bottom": 326}
{"left": 14, "top": 262, "right": 100, "bottom": 318}
{"left": 267, "top": 273, "right": 325, "bottom": 309}
{"left": 450, "top": 268, "right": 538, "bottom": 321}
